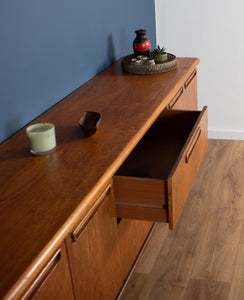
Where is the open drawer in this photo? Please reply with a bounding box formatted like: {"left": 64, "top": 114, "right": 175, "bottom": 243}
{"left": 113, "top": 107, "right": 208, "bottom": 229}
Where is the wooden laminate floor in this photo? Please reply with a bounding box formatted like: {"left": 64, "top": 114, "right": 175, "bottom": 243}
{"left": 121, "top": 139, "right": 244, "bottom": 300}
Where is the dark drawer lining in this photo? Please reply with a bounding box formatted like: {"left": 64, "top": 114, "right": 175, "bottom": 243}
{"left": 116, "top": 110, "right": 201, "bottom": 180}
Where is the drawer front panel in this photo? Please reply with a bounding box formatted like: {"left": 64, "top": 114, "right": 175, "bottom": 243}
{"left": 113, "top": 176, "right": 167, "bottom": 206}
{"left": 114, "top": 107, "right": 208, "bottom": 229}
{"left": 116, "top": 202, "right": 168, "bottom": 222}
{"left": 168, "top": 69, "right": 198, "bottom": 111}
{"left": 168, "top": 106, "right": 208, "bottom": 228}
{"left": 114, "top": 176, "right": 168, "bottom": 222}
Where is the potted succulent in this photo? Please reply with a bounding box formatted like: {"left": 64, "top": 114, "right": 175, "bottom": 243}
{"left": 153, "top": 45, "right": 168, "bottom": 64}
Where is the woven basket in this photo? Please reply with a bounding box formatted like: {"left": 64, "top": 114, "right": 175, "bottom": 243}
{"left": 122, "top": 53, "right": 177, "bottom": 75}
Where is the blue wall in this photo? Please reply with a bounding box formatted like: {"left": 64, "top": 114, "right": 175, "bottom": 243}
{"left": 0, "top": 0, "right": 156, "bottom": 143}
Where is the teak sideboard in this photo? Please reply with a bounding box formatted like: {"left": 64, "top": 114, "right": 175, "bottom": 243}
{"left": 0, "top": 57, "right": 208, "bottom": 300}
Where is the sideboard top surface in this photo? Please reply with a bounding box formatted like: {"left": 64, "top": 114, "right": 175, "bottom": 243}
{"left": 0, "top": 57, "right": 199, "bottom": 298}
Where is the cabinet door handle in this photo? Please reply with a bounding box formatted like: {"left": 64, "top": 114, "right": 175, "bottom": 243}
{"left": 71, "top": 185, "right": 111, "bottom": 242}
{"left": 168, "top": 87, "right": 183, "bottom": 109}
{"left": 184, "top": 70, "right": 197, "bottom": 89}
{"left": 185, "top": 127, "right": 201, "bottom": 163}
{"left": 20, "top": 249, "right": 61, "bottom": 300}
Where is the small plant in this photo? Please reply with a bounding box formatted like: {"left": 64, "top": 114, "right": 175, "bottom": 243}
{"left": 153, "top": 45, "right": 166, "bottom": 55}
{"left": 152, "top": 45, "right": 168, "bottom": 63}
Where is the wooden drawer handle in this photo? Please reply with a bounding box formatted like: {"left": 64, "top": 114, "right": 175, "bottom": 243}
{"left": 185, "top": 127, "right": 201, "bottom": 163}
{"left": 168, "top": 87, "right": 183, "bottom": 109}
{"left": 184, "top": 70, "right": 197, "bottom": 89}
{"left": 71, "top": 185, "right": 111, "bottom": 242}
{"left": 20, "top": 249, "right": 61, "bottom": 300}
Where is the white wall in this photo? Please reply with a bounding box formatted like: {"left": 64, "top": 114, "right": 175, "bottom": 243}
{"left": 155, "top": 0, "right": 244, "bottom": 140}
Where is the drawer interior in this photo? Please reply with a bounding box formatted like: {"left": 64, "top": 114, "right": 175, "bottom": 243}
{"left": 116, "top": 110, "right": 202, "bottom": 180}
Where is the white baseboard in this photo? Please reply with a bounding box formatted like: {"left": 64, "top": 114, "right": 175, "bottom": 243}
{"left": 208, "top": 128, "right": 244, "bottom": 140}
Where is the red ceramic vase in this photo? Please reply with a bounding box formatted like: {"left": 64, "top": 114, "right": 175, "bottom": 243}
{"left": 133, "top": 29, "right": 151, "bottom": 57}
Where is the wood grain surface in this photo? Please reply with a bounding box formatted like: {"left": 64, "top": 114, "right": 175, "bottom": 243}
{"left": 121, "top": 139, "right": 244, "bottom": 300}
{"left": 0, "top": 57, "right": 199, "bottom": 299}
{"left": 168, "top": 69, "right": 198, "bottom": 111}
{"left": 20, "top": 242, "right": 74, "bottom": 300}
{"left": 65, "top": 184, "right": 122, "bottom": 300}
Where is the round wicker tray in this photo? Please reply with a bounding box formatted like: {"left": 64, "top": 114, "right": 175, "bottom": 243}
{"left": 122, "top": 53, "right": 177, "bottom": 75}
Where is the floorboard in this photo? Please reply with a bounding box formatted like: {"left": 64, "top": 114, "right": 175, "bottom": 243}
{"left": 183, "top": 279, "right": 231, "bottom": 300}
{"left": 121, "top": 139, "right": 244, "bottom": 300}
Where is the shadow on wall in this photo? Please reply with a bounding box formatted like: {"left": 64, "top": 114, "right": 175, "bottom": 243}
{"left": 96, "top": 35, "right": 116, "bottom": 74}
{"left": 96, "top": 30, "right": 131, "bottom": 74}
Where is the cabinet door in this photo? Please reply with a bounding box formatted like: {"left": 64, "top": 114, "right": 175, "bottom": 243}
{"left": 66, "top": 184, "right": 123, "bottom": 300}
{"left": 20, "top": 242, "right": 74, "bottom": 300}
{"left": 117, "top": 219, "right": 153, "bottom": 280}
{"left": 167, "top": 69, "right": 198, "bottom": 111}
